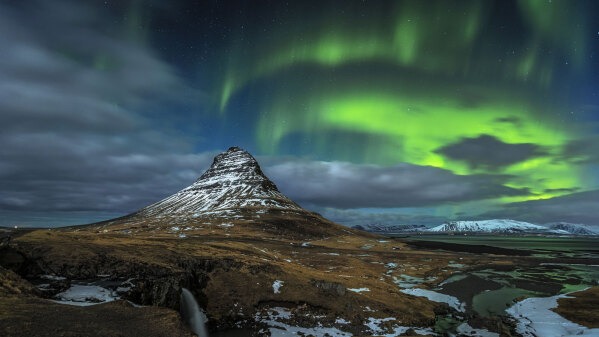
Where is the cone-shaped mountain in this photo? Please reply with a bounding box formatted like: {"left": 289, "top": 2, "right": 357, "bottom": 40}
{"left": 138, "top": 147, "right": 303, "bottom": 217}
{"left": 95, "top": 147, "right": 352, "bottom": 238}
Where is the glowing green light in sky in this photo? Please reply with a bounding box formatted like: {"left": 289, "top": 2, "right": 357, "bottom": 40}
{"left": 256, "top": 87, "right": 580, "bottom": 200}
{"left": 219, "top": 0, "right": 488, "bottom": 109}
{"left": 518, "top": 0, "right": 586, "bottom": 68}
{"left": 211, "top": 0, "right": 590, "bottom": 207}
{"left": 217, "top": 0, "right": 586, "bottom": 110}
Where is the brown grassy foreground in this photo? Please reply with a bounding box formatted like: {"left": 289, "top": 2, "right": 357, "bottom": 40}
{"left": 0, "top": 223, "right": 523, "bottom": 336}
{"left": 554, "top": 286, "right": 599, "bottom": 328}
{"left": 4, "top": 220, "right": 598, "bottom": 336}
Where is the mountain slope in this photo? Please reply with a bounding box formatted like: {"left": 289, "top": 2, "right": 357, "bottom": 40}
{"left": 546, "top": 223, "right": 598, "bottom": 236}
{"left": 91, "top": 147, "right": 355, "bottom": 239}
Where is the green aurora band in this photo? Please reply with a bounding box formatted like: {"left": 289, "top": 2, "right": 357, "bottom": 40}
{"left": 219, "top": 0, "right": 585, "bottom": 109}
{"left": 214, "top": 0, "right": 590, "bottom": 205}
{"left": 256, "top": 86, "right": 580, "bottom": 202}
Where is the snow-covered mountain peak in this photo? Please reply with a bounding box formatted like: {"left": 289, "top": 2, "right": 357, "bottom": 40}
{"left": 136, "top": 147, "right": 301, "bottom": 218}
{"left": 93, "top": 147, "right": 351, "bottom": 239}
{"left": 190, "top": 146, "right": 278, "bottom": 192}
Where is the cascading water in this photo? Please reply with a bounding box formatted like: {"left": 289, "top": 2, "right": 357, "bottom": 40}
{"left": 180, "top": 288, "right": 209, "bottom": 337}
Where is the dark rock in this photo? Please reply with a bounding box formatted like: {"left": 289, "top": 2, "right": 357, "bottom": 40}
{"left": 311, "top": 279, "right": 346, "bottom": 296}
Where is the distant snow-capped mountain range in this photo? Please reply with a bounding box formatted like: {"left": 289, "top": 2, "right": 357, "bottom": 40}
{"left": 353, "top": 220, "right": 598, "bottom": 236}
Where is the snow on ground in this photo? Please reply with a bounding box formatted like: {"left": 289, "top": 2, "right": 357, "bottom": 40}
{"left": 53, "top": 285, "right": 119, "bottom": 306}
{"left": 258, "top": 307, "right": 351, "bottom": 337}
{"left": 348, "top": 287, "right": 370, "bottom": 293}
{"left": 506, "top": 293, "right": 599, "bottom": 337}
{"left": 335, "top": 318, "right": 349, "bottom": 324}
{"left": 272, "top": 280, "right": 284, "bottom": 294}
{"left": 455, "top": 323, "right": 499, "bottom": 337}
{"left": 364, "top": 317, "right": 435, "bottom": 337}
{"left": 400, "top": 288, "right": 465, "bottom": 312}
{"left": 257, "top": 308, "right": 434, "bottom": 337}
{"left": 364, "top": 317, "right": 395, "bottom": 334}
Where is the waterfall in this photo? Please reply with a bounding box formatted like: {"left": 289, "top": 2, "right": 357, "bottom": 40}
{"left": 180, "top": 288, "right": 209, "bottom": 337}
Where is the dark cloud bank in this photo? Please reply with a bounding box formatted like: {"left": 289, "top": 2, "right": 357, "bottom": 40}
{"left": 0, "top": 0, "right": 204, "bottom": 226}
{"left": 436, "top": 135, "right": 547, "bottom": 170}
{"left": 264, "top": 160, "right": 527, "bottom": 209}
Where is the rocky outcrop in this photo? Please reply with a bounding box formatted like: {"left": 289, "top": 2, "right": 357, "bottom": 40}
{"left": 0, "top": 265, "right": 37, "bottom": 297}
{"left": 311, "top": 279, "right": 346, "bottom": 296}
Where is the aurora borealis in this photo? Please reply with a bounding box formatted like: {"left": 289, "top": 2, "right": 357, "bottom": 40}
{"left": 1, "top": 0, "right": 598, "bottom": 227}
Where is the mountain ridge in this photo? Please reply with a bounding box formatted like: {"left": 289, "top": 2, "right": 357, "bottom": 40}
{"left": 353, "top": 219, "right": 598, "bottom": 236}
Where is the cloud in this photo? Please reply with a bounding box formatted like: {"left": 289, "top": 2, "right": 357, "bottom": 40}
{"left": 0, "top": 1, "right": 193, "bottom": 133}
{"left": 0, "top": 143, "right": 215, "bottom": 214}
{"left": 0, "top": 1, "right": 207, "bottom": 226}
{"left": 436, "top": 135, "right": 547, "bottom": 169}
{"left": 263, "top": 159, "right": 529, "bottom": 209}
{"left": 314, "top": 208, "right": 448, "bottom": 226}
{"left": 558, "top": 136, "right": 599, "bottom": 164}
{"left": 479, "top": 189, "right": 599, "bottom": 226}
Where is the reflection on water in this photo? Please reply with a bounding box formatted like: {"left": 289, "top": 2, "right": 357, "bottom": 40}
{"left": 438, "top": 264, "right": 599, "bottom": 317}
{"left": 472, "top": 287, "right": 540, "bottom": 317}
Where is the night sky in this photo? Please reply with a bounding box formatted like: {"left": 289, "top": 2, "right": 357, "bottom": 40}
{"left": 1, "top": 0, "right": 598, "bottom": 228}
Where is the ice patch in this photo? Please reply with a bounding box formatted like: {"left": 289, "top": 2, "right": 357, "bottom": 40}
{"left": 401, "top": 288, "right": 465, "bottom": 312}
{"left": 53, "top": 285, "right": 119, "bottom": 306}
{"left": 272, "top": 280, "right": 284, "bottom": 294}
{"left": 506, "top": 292, "right": 599, "bottom": 337}
{"left": 456, "top": 323, "right": 499, "bottom": 337}
{"left": 41, "top": 274, "right": 66, "bottom": 281}
{"left": 348, "top": 288, "right": 370, "bottom": 293}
